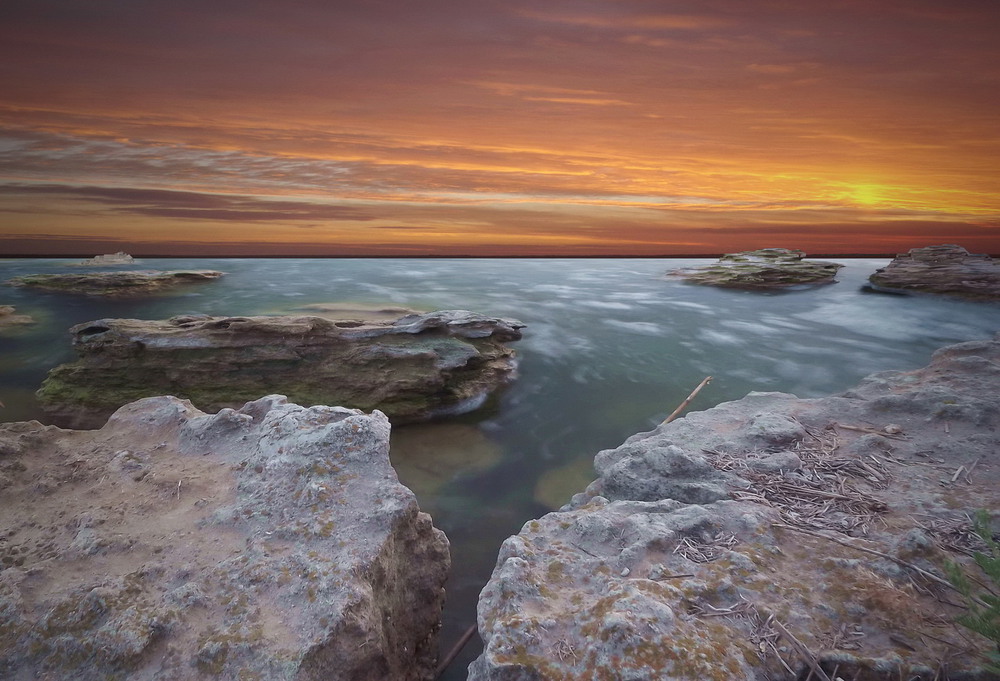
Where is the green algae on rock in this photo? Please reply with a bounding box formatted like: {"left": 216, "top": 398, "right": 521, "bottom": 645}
{"left": 667, "top": 248, "right": 844, "bottom": 289}
{"left": 867, "top": 244, "right": 1000, "bottom": 300}
{"left": 6, "top": 269, "right": 223, "bottom": 297}
{"left": 37, "top": 310, "right": 525, "bottom": 429}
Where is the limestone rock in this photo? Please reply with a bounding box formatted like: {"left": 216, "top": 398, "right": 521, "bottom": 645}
{"left": 0, "top": 395, "right": 450, "bottom": 681}
{"left": 867, "top": 244, "right": 1000, "bottom": 300}
{"left": 78, "top": 252, "right": 135, "bottom": 266}
{"left": 37, "top": 310, "right": 525, "bottom": 428}
{"left": 667, "top": 248, "right": 843, "bottom": 289}
{"left": 7, "top": 270, "right": 223, "bottom": 297}
{"left": 0, "top": 305, "right": 34, "bottom": 330}
{"left": 470, "top": 336, "right": 1000, "bottom": 680}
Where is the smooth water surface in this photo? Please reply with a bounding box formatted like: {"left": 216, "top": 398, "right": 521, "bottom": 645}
{"left": 2, "top": 257, "right": 998, "bottom": 676}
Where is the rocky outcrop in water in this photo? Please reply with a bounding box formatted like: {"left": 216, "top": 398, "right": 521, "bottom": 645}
{"left": 867, "top": 244, "right": 1000, "bottom": 300}
{"left": 78, "top": 252, "right": 135, "bottom": 266}
{"left": 0, "top": 305, "right": 34, "bottom": 331}
{"left": 38, "top": 310, "right": 525, "bottom": 429}
{"left": 0, "top": 395, "right": 450, "bottom": 681}
{"left": 667, "top": 248, "right": 843, "bottom": 289}
{"left": 7, "top": 270, "right": 223, "bottom": 297}
{"left": 470, "top": 336, "right": 1000, "bottom": 680}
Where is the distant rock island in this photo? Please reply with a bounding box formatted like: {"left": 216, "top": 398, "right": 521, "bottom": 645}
{"left": 0, "top": 395, "right": 450, "bottom": 680}
{"left": 7, "top": 270, "right": 224, "bottom": 297}
{"left": 78, "top": 251, "right": 135, "bottom": 266}
{"left": 868, "top": 244, "right": 1000, "bottom": 300}
{"left": 37, "top": 309, "right": 525, "bottom": 428}
{"left": 667, "top": 248, "right": 844, "bottom": 289}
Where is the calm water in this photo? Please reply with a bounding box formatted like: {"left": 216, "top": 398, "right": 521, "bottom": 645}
{"left": 2, "top": 257, "right": 999, "bottom": 676}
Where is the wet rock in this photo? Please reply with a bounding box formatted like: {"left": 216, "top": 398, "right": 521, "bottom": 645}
{"left": 7, "top": 270, "right": 223, "bottom": 297}
{"left": 471, "top": 335, "right": 1000, "bottom": 680}
{"left": 78, "top": 252, "right": 135, "bottom": 266}
{"left": 667, "top": 248, "right": 844, "bottom": 289}
{"left": 867, "top": 244, "right": 1000, "bottom": 300}
{"left": 0, "top": 395, "right": 450, "bottom": 680}
{"left": 37, "top": 310, "right": 525, "bottom": 429}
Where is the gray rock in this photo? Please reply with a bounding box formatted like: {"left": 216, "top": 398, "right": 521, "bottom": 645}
{"left": 667, "top": 248, "right": 844, "bottom": 289}
{"left": 470, "top": 335, "right": 1000, "bottom": 680}
{"left": 37, "top": 310, "right": 525, "bottom": 428}
{"left": 867, "top": 244, "right": 1000, "bottom": 300}
{"left": 0, "top": 395, "right": 450, "bottom": 680}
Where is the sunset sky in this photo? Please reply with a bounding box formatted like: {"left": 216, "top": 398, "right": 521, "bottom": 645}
{"left": 1, "top": 0, "right": 998, "bottom": 256}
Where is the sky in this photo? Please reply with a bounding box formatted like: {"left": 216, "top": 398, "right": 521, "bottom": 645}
{"left": 1, "top": 0, "right": 999, "bottom": 256}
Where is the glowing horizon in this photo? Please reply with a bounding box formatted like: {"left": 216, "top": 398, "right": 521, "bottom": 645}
{"left": 1, "top": 1, "right": 998, "bottom": 256}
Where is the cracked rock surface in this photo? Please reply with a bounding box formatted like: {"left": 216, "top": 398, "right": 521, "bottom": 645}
{"left": 0, "top": 395, "right": 450, "bottom": 681}
{"left": 470, "top": 336, "right": 1000, "bottom": 680}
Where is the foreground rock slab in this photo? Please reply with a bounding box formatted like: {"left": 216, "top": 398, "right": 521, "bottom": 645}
{"left": 471, "top": 336, "right": 1000, "bottom": 680}
{"left": 7, "top": 270, "right": 223, "bottom": 297}
{"left": 38, "top": 310, "right": 525, "bottom": 428}
{"left": 667, "top": 248, "right": 844, "bottom": 289}
{"left": 0, "top": 395, "right": 450, "bottom": 681}
{"left": 868, "top": 244, "right": 1000, "bottom": 300}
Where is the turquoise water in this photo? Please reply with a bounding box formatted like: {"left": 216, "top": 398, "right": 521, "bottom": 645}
{"left": 2, "top": 257, "right": 998, "bottom": 676}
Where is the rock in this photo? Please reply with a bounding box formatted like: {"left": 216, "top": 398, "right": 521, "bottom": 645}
{"left": 667, "top": 248, "right": 844, "bottom": 289}
{"left": 78, "top": 252, "right": 135, "bottom": 266}
{"left": 867, "top": 244, "right": 1000, "bottom": 300}
{"left": 0, "top": 305, "right": 34, "bottom": 330}
{"left": 6, "top": 270, "right": 223, "bottom": 297}
{"left": 0, "top": 395, "right": 450, "bottom": 680}
{"left": 470, "top": 336, "right": 1000, "bottom": 680}
{"left": 37, "top": 310, "right": 525, "bottom": 429}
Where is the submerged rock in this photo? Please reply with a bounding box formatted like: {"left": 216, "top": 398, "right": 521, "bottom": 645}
{"left": 7, "top": 270, "right": 223, "bottom": 297}
{"left": 0, "top": 305, "right": 34, "bottom": 331}
{"left": 37, "top": 310, "right": 525, "bottom": 429}
{"left": 867, "top": 244, "right": 1000, "bottom": 300}
{"left": 470, "top": 336, "right": 1000, "bottom": 680}
{"left": 667, "top": 248, "right": 843, "bottom": 289}
{"left": 78, "top": 251, "right": 135, "bottom": 266}
{"left": 0, "top": 395, "right": 450, "bottom": 680}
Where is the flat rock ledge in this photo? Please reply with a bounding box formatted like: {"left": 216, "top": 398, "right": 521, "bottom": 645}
{"left": 7, "top": 270, "right": 223, "bottom": 297}
{"left": 667, "top": 248, "right": 844, "bottom": 289}
{"left": 868, "top": 244, "right": 1000, "bottom": 300}
{"left": 470, "top": 336, "right": 1000, "bottom": 680}
{"left": 0, "top": 395, "right": 450, "bottom": 681}
{"left": 38, "top": 310, "right": 525, "bottom": 429}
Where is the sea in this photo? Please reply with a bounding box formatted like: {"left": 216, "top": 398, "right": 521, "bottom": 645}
{"left": 2, "top": 256, "right": 998, "bottom": 677}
